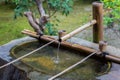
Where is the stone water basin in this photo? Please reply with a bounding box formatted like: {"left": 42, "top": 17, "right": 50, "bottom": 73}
{"left": 10, "top": 39, "right": 110, "bottom": 80}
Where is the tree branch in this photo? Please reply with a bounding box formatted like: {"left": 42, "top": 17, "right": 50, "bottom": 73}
{"left": 24, "top": 11, "right": 43, "bottom": 36}
{"left": 34, "top": 0, "right": 49, "bottom": 31}
{"left": 49, "top": 10, "right": 57, "bottom": 18}
{"left": 34, "top": 0, "right": 46, "bottom": 16}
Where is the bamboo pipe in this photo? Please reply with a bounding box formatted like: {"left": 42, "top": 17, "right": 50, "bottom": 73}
{"left": 21, "top": 30, "right": 39, "bottom": 38}
{"left": 23, "top": 29, "right": 37, "bottom": 34}
{"left": 61, "top": 20, "right": 96, "bottom": 41}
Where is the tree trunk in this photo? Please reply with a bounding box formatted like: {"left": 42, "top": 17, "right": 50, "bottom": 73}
{"left": 24, "top": 0, "right": 49, "bottom": 36}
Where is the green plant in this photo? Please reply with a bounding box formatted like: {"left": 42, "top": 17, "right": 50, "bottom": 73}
{"left": 45, "top": 22, "right": 58, "bottom": 35}
{"left": 101, "top": 0, "right": 120, "bottom": 27}
{"left": 4, "top": 0, "right": 73, "bottom": 35}
{"left": 48, "top": 0, "right": 73, "bottom": 16}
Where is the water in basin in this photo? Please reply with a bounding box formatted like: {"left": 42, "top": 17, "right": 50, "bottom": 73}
{"left": 11, "top": 41, "right": 110, "bottom": 80}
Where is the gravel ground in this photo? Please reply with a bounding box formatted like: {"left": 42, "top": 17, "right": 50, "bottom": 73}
{"left": 75, "top": 25, "right": 120, "bottom": 48}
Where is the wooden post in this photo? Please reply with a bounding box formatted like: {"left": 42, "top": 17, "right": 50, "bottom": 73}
{"left": 93, "top": 2, "right": 103, "bottom": 43}
{"left": 99, "top": 41, "right": 107, "bottom": 52}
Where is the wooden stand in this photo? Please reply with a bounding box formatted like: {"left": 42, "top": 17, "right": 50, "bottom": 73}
{"left": 99, "top": 41, "right": 107, "bottom": 52}
{"left": 21, "top": 29, "right": 120, "bottom": 64}
{"left": 93, "top": 2, "right": 103, "bottom": 43}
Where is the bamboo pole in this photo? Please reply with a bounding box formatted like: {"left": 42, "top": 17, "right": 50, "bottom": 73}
{"left": 21, "top": 30, "right": 39, "bottom": 38}
{"left": 61, "top": 20, "right": 96, "bottom": 41}
{"left": 23, "top": 29, "right": 37, "bottom": 34}
{"left": 93, "top": 2, "right": 103, "bottom": 43}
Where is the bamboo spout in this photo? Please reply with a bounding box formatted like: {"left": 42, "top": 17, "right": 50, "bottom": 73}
{"left": 61, "top": 20, "right": 96, "bottom": 41}
{"left": 58, "top": 30, "right": 66, "bottom": 42}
